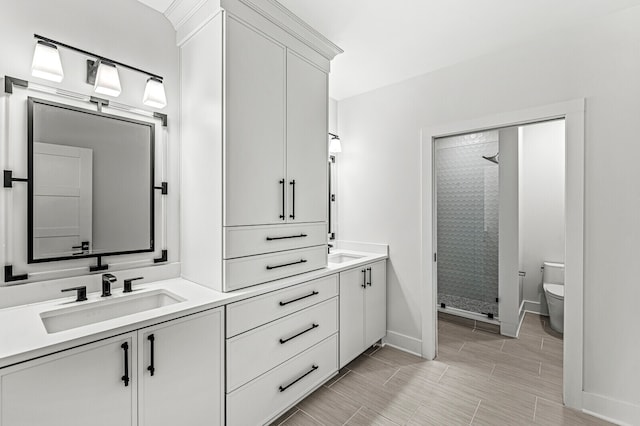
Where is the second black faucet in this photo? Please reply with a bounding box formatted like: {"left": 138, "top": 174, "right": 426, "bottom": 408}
{"left": 101, "top": 273, "right": 117, "bottom": 297}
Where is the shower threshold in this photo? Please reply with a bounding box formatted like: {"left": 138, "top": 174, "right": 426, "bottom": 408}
{"left": 437, "top": 296, "right": 500, "bottom": 325}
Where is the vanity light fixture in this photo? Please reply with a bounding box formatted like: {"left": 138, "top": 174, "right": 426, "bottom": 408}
{"left": 329, "top": 133, "right": 342, "bottom": 153}
{"left": 89, "top": 60, "right": 122, "bottom": 97}
{"left": 30, "top": 34, "right": 166, "bottom": 109}
{"left": 31, "top": 40, "right": 64, "bottom": 83}
{"left": 143, "top": 77, "right": 167, "bottom": 108}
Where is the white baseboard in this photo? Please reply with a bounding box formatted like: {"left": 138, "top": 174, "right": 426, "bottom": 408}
{"left": 522, "top": 299, "right": 549, "bottom": 316}
{"left": 382, "top": 330, "right": 422, "bottom": 357}
{"left": 583, "top": 391, "right": 640, "bottom": 426}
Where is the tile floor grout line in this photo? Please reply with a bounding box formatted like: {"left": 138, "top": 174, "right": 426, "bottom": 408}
{"left": 469, "top": 400, "right": 482, "bottom": 425}
{"left": 277, "top": 408, "right": 299, "bottom": 425}
{"left": 538, "top": 361, "right": 542, "bottom": 376}
{"left": 437, "top": 364, "right": 450, "bottom": 383}
{"left": 540, "top": 337, "right": 544, "bottom": 350}
{"left": 382, "top": 367, "right": 401, "bottom": 386}
{"left": 328, "top": 369, "right": 352, "bottom": 388}
{"left": 458, "top": 341, "right": 466, "bottom": 353}
{"left": 499, "top": 339, "right": 506, "bottom": 351}
{"left": 341, "top": 406, "right": 362, "bottom": 426}
{"left": 533, "top": 396, "right": 539, "bottom": 422}
{"left": 297, "top": 406, "right": 326, "bottom": 426}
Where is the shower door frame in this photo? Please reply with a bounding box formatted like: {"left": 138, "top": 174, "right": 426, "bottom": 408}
{"left": 420, "top": 99, "right": 585, "bottom": 410}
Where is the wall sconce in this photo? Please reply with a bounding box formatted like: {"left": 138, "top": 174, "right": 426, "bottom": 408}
{"left": 329, "top": 133, "right": 342, "bottom": 153}
{"left": 31, "top": 34, "right": 166, "bottom": 109}
{"left": 31, "top": 41, "right": 64, "bottom": 83}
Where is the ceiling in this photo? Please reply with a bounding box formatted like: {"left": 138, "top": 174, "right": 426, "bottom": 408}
{"left": 138, "top": 0, "right": 640, "bottom": 100}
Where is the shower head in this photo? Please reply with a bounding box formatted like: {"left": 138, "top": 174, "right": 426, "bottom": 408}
{"left": 482, "top": 153, "right": 499, "bottom": 164}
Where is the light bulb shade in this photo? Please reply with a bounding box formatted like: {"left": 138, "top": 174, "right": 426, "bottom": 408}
{"left": 31, "top": 41, "right": 64, "bottom": 83}
{"left": 329, "top": 136, "right": 342, "bottom": 153}
{"left": 143, "top": 77, "right": 167, "bottom": 109}
{"left": 94, "top": 61, "right": 121, "bottom": 97}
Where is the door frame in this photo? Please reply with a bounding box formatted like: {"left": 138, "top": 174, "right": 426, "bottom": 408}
{"left": 420, "top": 99, "right": 585, "bottom": 409}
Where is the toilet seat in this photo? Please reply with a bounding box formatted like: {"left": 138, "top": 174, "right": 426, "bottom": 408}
{"left": 543, "top": 283, "right": 564, "bottom": 299}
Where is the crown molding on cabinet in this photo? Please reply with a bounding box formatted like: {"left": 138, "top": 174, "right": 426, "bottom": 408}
{"left": 166, "top": 0, "right": 343, "bottom": 59}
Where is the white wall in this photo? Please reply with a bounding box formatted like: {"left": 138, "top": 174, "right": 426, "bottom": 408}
{"left": 519, "top": 121, "right": 566, "bottom": 314}
{"left": 0, "top": 0, "right": 180, "bottom": 301}
{"left": 338, "top": 5, "right": 640, "bottom": 419}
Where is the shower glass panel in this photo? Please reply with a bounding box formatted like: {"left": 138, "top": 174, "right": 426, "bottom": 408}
{"left": 436, "top": 131, "right": 499, "bottom": 317}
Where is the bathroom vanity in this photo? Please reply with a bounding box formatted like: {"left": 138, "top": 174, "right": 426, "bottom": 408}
{"left": 0, "top": 248, "right": 387, "bottom": 426}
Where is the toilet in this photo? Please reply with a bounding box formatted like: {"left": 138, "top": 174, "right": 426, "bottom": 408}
{"left": 543, "top": 261, "right": 565, "bottom": 333}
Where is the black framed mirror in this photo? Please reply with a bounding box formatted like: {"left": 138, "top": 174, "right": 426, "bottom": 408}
{"left": 27, "top": 97, "right": 155, "bottom": 263}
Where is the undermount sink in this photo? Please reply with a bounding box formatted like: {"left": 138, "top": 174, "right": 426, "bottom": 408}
{"left": 328, "top": 253, "right": 365, "bottom": 264}
{"left": 40, "top": 290, "right": 184, "bottom": 334}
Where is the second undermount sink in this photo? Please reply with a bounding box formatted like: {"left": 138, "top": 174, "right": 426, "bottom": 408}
{"left": 328, "top": 253, "right": 365, "bottom": 264}
{"left": 40, "top": 289, "right": 185, "bottom": 334}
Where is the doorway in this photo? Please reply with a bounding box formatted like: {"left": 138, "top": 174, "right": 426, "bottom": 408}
{"left": 420, "top": 99, "right": 585, "bottom": 409}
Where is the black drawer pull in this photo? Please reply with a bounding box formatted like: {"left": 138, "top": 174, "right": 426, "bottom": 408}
{"left": 266, "top": 259, "right": 307, "bottom": 270}
{"left": 266, "top": 233, "right": 308, "bottom": 241}
{"left": 279, "top": 364, "right": 318, "bottom": 392}
{"left": 279, "top": 291, "right": 319, "bottom": 306}
{"left": 367, "top": 267, "right": 372, "bottom": 286}
{"left": 147, "top": 334, "right": 155, "bottom": 376}
{"left": 121, "top": 342, "right": 130, "bottom": 387}
{"left": 362, "top": 269, "right": 367, "bottom": 288}
{"left": 279, "top": 323, "right": 319, "bottom": 344}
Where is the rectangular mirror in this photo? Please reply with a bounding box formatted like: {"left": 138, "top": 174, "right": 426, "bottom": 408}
{"left": 28, "top": 97, "right": 155, "bottom": 263}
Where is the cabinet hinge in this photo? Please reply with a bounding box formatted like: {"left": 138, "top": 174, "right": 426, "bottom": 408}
{"left": 433, "top": 253, "right": 437, "bottom": 262}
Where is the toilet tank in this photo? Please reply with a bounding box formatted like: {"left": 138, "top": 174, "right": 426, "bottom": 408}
{"left": 543, "top": 261, "right": 565, "bottom": 284}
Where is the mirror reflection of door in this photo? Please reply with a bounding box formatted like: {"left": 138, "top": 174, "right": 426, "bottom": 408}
{"left": 33, "top": 142, "right": 93, "bottom": 259}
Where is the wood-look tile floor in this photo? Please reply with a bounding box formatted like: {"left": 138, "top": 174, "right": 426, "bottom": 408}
{"left": 272, "top": 313, "right": 612, "bottom": 425}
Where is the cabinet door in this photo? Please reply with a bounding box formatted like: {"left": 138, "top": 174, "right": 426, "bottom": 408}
{"left": 339, "top": 267, "right": 366, "bottom": 368}
{"left": 224, "top": 16, "right": 286, "bottom": 226}
{"left": 1, "top": 334, "right": 135, "bottom": 426}
{"left": 138, "top": 309, "right": 224, "bottom": 426}
{"left": 365, "top": 261, "right": 387, "bottom": 347}
{"left": 286, "top": 50, "right": 328, "bottom": 223}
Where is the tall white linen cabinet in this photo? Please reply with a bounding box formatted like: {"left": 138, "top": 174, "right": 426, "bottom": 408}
{"left": 180, "top": 0, "right": 342, "bottom": 292}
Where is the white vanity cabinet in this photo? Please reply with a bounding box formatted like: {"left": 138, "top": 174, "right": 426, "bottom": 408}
{"left": 225, "top": 275, "right": 339, "bottom": 425}
{"left": 0, "top": 333, "right": 136, "bottom": 426}
{"left": 224, "top": 15, "right": 287, "bottom": 227}
{"left": 339, "top": 260, "right": 387, "bottom": 368}
{"left": 138, "top": 309, "right": 225, "bottom": 426}
{"left": 180, "top": 0, "right": 341, "bottom": 292}
{"left": 0, "top": 308, "right": 224, "bottom": 426}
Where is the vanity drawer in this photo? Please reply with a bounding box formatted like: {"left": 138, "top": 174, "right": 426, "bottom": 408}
{"left": 226, "top": 274, "right": 338, "bottom": 337}
{"left": 223, "top": 245, "right": 327, "bottom": 291}
{"left": 224, "top": 223, "right": 327, "bottom": 259}
{"left": 226, "top": 297, "right": 338, "bottom": 392}
{"left": 226, "top": 334, "right": 338, "bottom": 426}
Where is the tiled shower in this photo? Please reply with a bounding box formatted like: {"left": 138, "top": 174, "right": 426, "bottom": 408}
{"left": 436, "top": 131, "right": 499, "bottom": 317}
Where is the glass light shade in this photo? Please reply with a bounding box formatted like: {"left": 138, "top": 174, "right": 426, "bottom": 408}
{"left": 329, "top": 136, "right": 342, "bottom": 153}
{"left": 94, "top": 61, "right": 121, "bottom": 97}
{"left": 31, "top": 41, "right": 64, "bottom": 83}
{"left": 143, "top": 77, "right": 167, "bottom": 109}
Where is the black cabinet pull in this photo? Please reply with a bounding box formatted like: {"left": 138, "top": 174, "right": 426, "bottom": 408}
{"left": 279, "top": 365, "right": 318, "bottom": 392}
{"left": 279, "top": 323, "right": 319, "bottom": 344}
{"left": 367, "top": 267, "right": 372, "bottom": 286}
{"left": 279, "top": 179, "right": 286, "bottom": 220}
{"left": 121, "top": 342, "right": 130, "bottom": 387}
{"left": 266, "top": 233, "right": 308, "bottom": 241}
{"left": 362, "top": 269, "right": 367, "bottom": 288}
{"left": 266, "top": 259, "right": 307, "bottom": 270}
{"left": 289, "top": 179, "right": 296, "bottom": 220}
{"left": 147, "top": 334, "right": 155, "bottom": 376}
{"left": 279, "top": 291, "right": 319, "bottom": 306}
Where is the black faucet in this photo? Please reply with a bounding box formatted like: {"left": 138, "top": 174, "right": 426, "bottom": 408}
{"left": 101, "top": 273, "right": 117, "bottom": 297}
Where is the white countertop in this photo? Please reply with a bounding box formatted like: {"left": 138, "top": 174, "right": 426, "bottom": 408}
{"left": 0, "top": 249, "right": 386, "bottom": 369}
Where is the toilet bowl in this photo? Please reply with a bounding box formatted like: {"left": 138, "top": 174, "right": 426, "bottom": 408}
{"left": 542, "top": 262, "right": 564, "bottom": 333}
